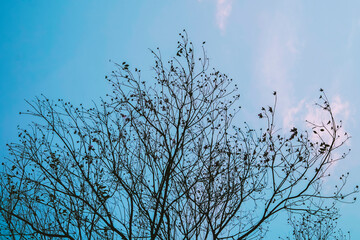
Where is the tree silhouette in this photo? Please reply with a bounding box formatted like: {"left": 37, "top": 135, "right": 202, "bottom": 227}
{"left": 282, "top": 210, "right": 351, "bottom": 240}
{"left": 0, "top": 31, "right": 357, "bottom": 239}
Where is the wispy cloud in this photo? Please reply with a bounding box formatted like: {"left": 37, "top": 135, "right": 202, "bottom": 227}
{"left": 283, "top": 99, "right": 306, "bottom": 130}
{"left": 305, "top": 95, "right": 352, "bottom": 177}
{"left": 285, "top": 95, "right": 351, "bottom": 143}
{"left": 305, "top": 95, "right": 350, "bottom": 127}
{"left": 347, "top": 18, "right": 360, "bottom": 50}
{"left": 253, "top": 6, "right": 303, "bottom": 130}
{"left": 253, "top": 4, "right": 352, "bottom": 136}
{"left": 216, "top": 0, "right": 233, "bottom": 32}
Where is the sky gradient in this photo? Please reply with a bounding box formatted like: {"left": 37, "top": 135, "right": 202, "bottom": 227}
{"left": 1, "top": 0, "right": 360, "bottom": 238}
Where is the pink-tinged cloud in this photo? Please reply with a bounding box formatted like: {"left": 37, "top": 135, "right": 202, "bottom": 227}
{"left": 216, "top": 0, "right": 233, "bottom": 32}
{"left": 305, "top": 95, "right": 352, "bottom": 180}
{"left": 284, "top": 95, "right": 351, "bottom": 145}
{"left": 283, "top": 94, "right": 350, "bottom": 127}
{"left": 282, "top": 95, "right": 352, "bottom": 182}
{"left": 304, "top": 95, "right": 350, "bottom": 130}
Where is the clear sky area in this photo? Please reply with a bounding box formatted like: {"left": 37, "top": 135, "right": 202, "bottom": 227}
{"left": 1, "top": 0, "right": 360, "bottom": 238}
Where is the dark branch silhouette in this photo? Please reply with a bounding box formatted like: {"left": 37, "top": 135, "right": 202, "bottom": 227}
{"left": 281, "top": 210, "right": 351, "bottom": 240}
{"left": 0, "top": 31, "right": 357, "bottom": 240}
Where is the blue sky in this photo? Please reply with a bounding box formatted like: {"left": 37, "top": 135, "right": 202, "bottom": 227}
{"left": 1, "top": 0, "right": 360, "bottom": 238}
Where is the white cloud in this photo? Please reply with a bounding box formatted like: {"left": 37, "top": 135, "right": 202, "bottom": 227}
{"left": 216, "top": 0, "right": 233, "bottom": 32}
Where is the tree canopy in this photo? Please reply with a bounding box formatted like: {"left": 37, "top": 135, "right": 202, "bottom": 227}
{"left": 0, "top": 31, "right": 357, "bottom": 240}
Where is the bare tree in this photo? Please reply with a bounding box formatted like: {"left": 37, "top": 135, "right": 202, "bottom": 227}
{"left": 0, "top": 31, "right": 357, "bottom": 240}
{"left": 282, "top": 210, "right": 351, "bottom": 240}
